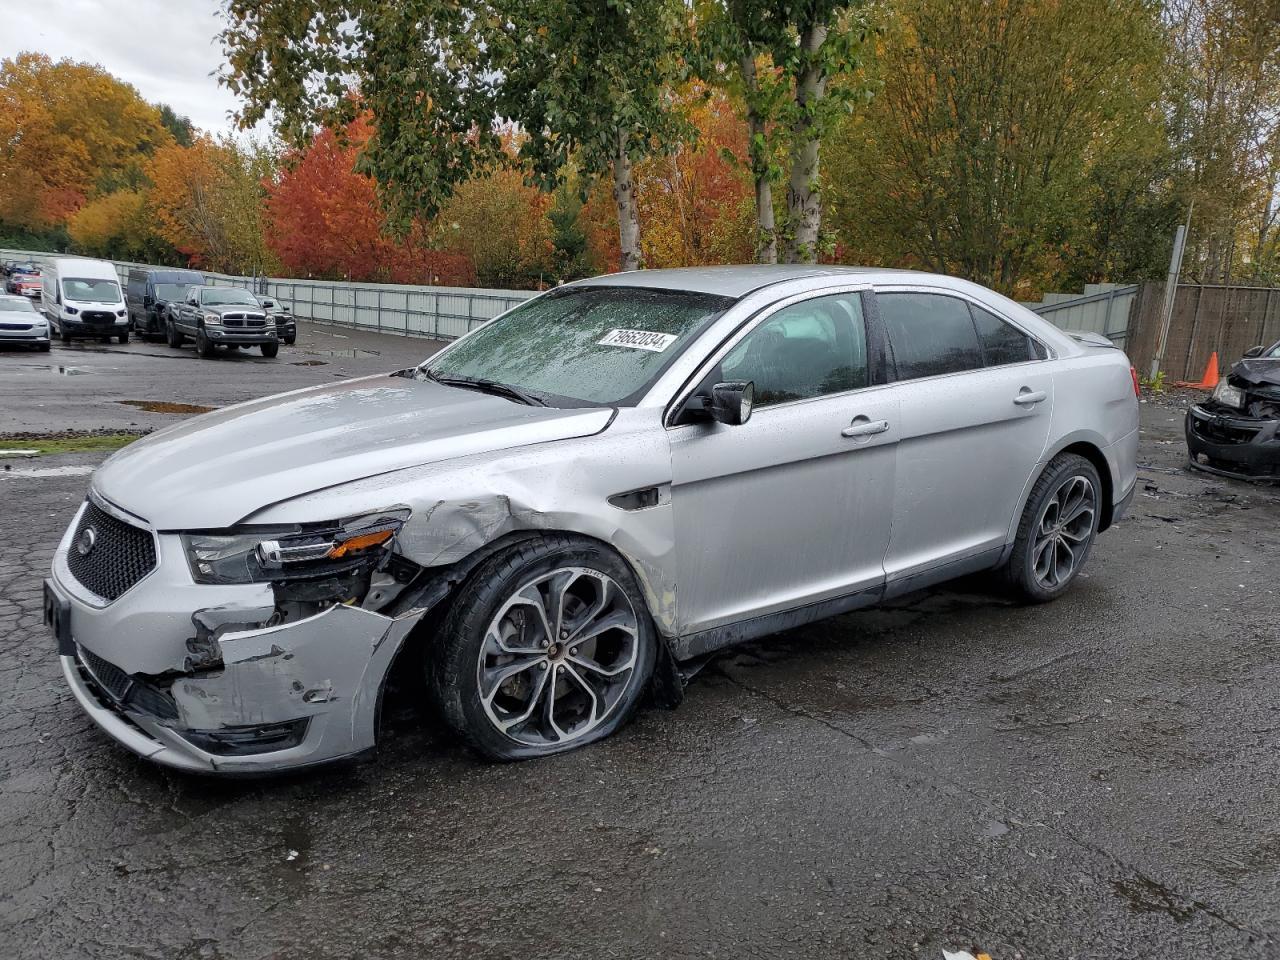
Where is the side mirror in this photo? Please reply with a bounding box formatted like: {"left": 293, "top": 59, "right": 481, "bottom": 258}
{"left": 1244, "top": 345, "right": 1265, "bottom": 358}
{"left": 700, "top": 381, "right": 755, "bottom": 426}
{"left": 143, "top": 294, "right": 153, "bottom": 305}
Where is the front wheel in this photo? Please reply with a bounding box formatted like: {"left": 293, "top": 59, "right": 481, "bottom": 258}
{"left": 117, "top": 331, "right": 129, "bottom": 344}
{"left": 260, "top": 342, "right": 279, "bottom": 358}
{"left": 1004, "top": 453, "right": 1102, "bottom": 603}
{"left": 166, "top": 320, "right": 183, "bottom": 348}
{"left": 195, "top": 328, "right": 216, "bottom": 358}
{"left": 429, "top": 536, "right": 657, "bottom": 761}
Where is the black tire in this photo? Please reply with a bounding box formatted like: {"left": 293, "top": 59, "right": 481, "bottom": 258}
{"left": 284, "top": 335, "right": 296, "bottom": 346}
{"left": 196, "top": 328, "right": 216, "bottom": 358}
{"left": 1004, "top": 453, "right": 1103, "bottom": 603}
{"left": 429, "top": 535, "right": 657, "bottom": 761}
{"left": 60, "top": 329, "right": 71, "bottom": 344}
{"left": 166, "top": 320, "right": 183, "bottom": 348}
{"left": 38, "top": 342, "right": 50, "bottom": 352}
{"left": 117, "top": 331, "right": 129, "bottom": 344}
{"left": 260, "top": 342, "right": 279, "bottom": 358}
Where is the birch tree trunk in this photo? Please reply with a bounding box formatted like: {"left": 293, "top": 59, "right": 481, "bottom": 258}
{"left": 613, "top": 129, "right": 643, "bottom": 271}
{"left": 784, "top": 22, "right": 828, "bottom": 264}
{"left": 741, "top": 53, "right": 777, "bottom": 264}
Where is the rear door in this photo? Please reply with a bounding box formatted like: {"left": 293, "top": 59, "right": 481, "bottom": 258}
{"left": 669, "top": 288, "right": 899, "bottom": 634}
{"left": 875, "top": 288, "right": 1054, "bottom": 583}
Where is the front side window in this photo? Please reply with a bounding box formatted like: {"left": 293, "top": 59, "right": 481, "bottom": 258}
{"left": 879, "top": 292, "right": 984, "bottom": 380}
{"left": 61, "top": 278, "right": 121, "bottom": 303}
{"left": 426, "top": 286, "right": 733, "bottom": 406}
{"left": 718, "top": 293, "right": 868, "bottom": 407}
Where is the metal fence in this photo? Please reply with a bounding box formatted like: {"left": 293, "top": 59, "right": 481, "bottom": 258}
{"left": 6, "top": 247, "right": 1147, "bottom": 346}
{"left": 0, "top": 250, "right": 536, "bottom": 340}
{"left": 1025, "top": 283, "right": 1137, "bottom": 347}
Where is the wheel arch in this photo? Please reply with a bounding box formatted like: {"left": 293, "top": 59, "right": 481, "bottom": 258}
{"left": 374, "top": 528, "right": 682, "bottom": 741}
{"left": 1050, "top": 439, "right": 1116, "bottom": 532}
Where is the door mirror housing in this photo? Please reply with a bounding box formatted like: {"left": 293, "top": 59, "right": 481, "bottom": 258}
{"left": 1244, "top": 345, "right": 1265, "bottom": 358}
{"left": 681, "top": 380, "right": 755, "bottom": 426}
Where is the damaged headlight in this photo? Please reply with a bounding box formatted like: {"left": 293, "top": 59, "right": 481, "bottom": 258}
{"left": 1212, "top": 380, "right": 1245, "bottom": 409}
{"left": 182, "top": 509, "right": 409, "bottom": 584}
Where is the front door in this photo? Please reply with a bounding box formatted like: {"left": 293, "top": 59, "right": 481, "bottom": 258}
{"left": 669, "top": 290, "right": 899, "bottom": 635}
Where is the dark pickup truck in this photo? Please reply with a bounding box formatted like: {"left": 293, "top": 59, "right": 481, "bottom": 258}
{"left": 167, "top": 285, "right": 279, "bottom": 359}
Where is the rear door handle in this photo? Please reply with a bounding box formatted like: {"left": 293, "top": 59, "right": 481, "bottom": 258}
{"left": 841, "top": 418, "right": 890, "bottom": 439}
{"left": 1013, "top": 389, "right": 1048, "bottom": 406}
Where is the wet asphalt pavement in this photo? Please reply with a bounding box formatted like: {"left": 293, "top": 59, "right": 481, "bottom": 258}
{"left": 2, "top": 327, "right": 1280, "bottom": 959}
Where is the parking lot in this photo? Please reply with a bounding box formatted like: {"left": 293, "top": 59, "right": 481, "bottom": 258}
{"left": 2, "top": 322, "right": 1279, "bottom": 959}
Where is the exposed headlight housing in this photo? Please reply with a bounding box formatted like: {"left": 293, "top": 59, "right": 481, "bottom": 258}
{"left": 183, "top": 509, "right": 410, "bottom": 585}
{"left": 202, "top": 311, "right": 222, "bottom": 325}
{"left": 1212, "top": 380, "right": 1245, "bottom": 409}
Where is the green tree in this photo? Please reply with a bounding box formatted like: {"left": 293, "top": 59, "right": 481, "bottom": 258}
{"left": 549, "top": 181, "right": 590, "bottom": 281}
{"left": 826, "top": 0, "right": 1167, "bottom": 297}
{"left": 157, "top": 104, "right": 195, "bottom": 148}
{"left": 693, "top": 0, "right": 875, "bottom": 264}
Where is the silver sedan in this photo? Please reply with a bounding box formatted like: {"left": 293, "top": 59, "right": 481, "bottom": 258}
{"left": 45, "top": 266, "right": 1139, "bottom": 773}
{"left": 0, "top": 294, "right": 51, "bottom": 350}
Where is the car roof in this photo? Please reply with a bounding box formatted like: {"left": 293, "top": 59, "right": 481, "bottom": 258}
{"left": 568, "top": 265, "right": 928, "bottom": 298}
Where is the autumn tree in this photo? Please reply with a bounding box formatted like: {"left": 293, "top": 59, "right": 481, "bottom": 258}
{"left": 1165, "top": 0, "right": 1280, "bottom": 283}
{"left": 266, "top": 119, "right": 473, "bottom": 284}
{"left": 438, "top": 166, "right": 555, "bottom": 287}
{"left": 635, "top": 88, "right": 755, "bottom": 267}
{"left": 148, "top": 136, "right": 275, "bottom": 274}
{"left": 68, "top": 190, "right": 158, "bottom": 261}
{"left": 0, "top": 53, "right": 171, "bottom": 232}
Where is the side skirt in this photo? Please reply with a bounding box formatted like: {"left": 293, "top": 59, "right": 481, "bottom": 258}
{"left": 671, "top": 545, "right": 1007, "bottom": 662}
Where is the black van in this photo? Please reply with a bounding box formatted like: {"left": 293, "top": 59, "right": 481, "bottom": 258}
{"left": 126, "top": 268, "right": 205, "bottom": 339}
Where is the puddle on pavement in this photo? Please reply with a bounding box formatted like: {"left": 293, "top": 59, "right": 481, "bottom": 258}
{"left": 2, "top": 464, "right": 95, "bottom": 478}
{"left": 10, "top": 364, "right": 96, "bottom": 375}
{"left": 118, "top": 400, "right": 216, "bottom": 414}
{"left": 292, "top": 359, "right": 328, "bottom": 366}
{"left": 313, "top": 349, "right": 380, "bottom": 359}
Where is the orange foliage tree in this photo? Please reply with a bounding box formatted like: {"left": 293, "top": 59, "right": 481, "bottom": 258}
{"left": 635, "top": 89, "right": 755, "bottom": 268}
{"left": 266, "top": 119, "right": 473, "bottom": 285}
{"left": 0, "top": 53, "right": 170, "bottom": 230}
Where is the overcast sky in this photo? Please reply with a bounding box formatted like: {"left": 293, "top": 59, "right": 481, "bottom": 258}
{"left": 1, "top": 0, "right": 252, "bottom": 137}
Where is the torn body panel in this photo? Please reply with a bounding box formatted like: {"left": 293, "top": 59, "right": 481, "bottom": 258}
{"left": 243, "top": 406, "right": 680, "bottom": 636}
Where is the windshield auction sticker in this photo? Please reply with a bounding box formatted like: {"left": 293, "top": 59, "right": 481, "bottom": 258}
{"left": 597, "top": 328, "right": 678, "bottom": 352}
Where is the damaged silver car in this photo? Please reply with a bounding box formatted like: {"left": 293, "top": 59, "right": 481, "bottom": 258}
{"left": 45, "top": 266, "right": 1140, "bottom": 774}
{"left": 1186, "top": 340, "right": 1280, "bottom": 480}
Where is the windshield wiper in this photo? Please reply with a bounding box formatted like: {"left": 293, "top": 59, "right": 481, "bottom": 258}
{"left": 424, "top": 370, "right": 547, "bottom": 406}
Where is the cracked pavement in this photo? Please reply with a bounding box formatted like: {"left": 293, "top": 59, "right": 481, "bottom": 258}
{"left": 2, "top": 329, "right": 1279, "bottom": 959}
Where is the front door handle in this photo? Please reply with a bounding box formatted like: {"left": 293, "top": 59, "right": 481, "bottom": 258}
{"left": 1013, "top": 389, "right": 1048, "bottom": 406}
{"left": 841, "top": 417, "right": 890, "bottom": 439}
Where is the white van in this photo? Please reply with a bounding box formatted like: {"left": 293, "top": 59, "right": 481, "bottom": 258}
{"left": 42, "top": 257, "right": 129, "bottom": 343}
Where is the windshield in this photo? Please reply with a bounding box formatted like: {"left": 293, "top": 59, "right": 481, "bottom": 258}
{"left": 1264, "top": 341, "right": 1280, "bottom": 358}
{"left": 0, "top": 298, "right": 35, "bottom": 313}
{"left": 155, "top": 283, "right": 190, "bottom": 302}
{"left": 202, "top": 288, "right": 258, "bottom": 306}
{"left": 62, "top": 278, "right": 121, "bottom": 303}
{"left": 425, "top": 287, "right": 733, "bottom": 406}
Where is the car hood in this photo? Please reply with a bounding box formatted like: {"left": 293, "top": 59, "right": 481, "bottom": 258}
{"left": 1231, "top": 358, "right": 1280, "bottom": 388}
{"left": 204, "top": 303, "right": 264, "bottom": 315}
{"left": 92, "top": 373, "right": 615, "bottom": 529}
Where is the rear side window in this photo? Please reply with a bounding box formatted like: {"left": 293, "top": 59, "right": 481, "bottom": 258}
{"left": 878, "top": 293, "right": 983, "bottom": 380}
{"left": 970, "top": 304, "right": 1039, "bottom": 365}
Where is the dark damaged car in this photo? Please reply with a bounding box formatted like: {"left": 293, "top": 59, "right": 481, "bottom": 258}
{"left": 1186, "top": 340, "right": 1280, "bottom": 480}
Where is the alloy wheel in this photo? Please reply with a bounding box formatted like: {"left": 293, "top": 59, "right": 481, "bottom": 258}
{"left": 1032, "top": 474, "right": 1096, "bottom": 589}
{"left": 476, "top": 566, "right": 640, "bottom": 747}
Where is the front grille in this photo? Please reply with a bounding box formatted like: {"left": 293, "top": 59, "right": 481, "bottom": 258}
{"left": 65, "top": 501, "right": 157, "bottom": 602}
{"left": 222, "top": 312, "right": 266, "bottom": 328}
{"left": 0, "top": 322, "right": 32, "bottom": 331}
{"left": 1192, "top": 416, "right": 1259, "bottom": 445}
{"left": 80, "top": 646, "right": 131, "bottom": 700}
{"left": 81, "top": 310, "right": 115, "bottom": 324}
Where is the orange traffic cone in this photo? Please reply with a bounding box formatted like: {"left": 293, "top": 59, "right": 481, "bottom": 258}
{"left": 1178, "top": 351, "right": 1219, "bottom": 389}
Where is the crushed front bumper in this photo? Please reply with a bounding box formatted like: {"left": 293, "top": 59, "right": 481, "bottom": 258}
{"left": 48, "top": 500, "right": 426, "bottom": 774}
{"left": 1186, "top": 404, "right": 1280, "bottom": 481}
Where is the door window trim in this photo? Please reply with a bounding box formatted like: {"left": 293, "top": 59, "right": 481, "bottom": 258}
{"left": 871, "top": 285, "right": 1053, "bottom": 387}
{"left": 663, "top": 284, "right": 888, "bottom": 428}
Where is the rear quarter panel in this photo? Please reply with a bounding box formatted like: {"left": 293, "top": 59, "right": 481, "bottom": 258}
{"left": 1047, "top": 349, "right": 1140, "bottom": 505}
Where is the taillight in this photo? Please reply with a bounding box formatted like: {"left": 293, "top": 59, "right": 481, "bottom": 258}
{"left": 1130, "top": 366, "right": 1140, "bottom": 397}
